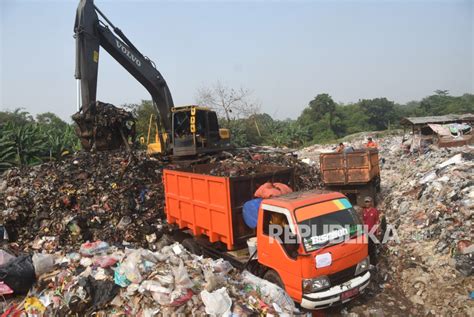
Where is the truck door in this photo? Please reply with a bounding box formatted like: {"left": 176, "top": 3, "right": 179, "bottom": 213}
{"left": 257, "top": 206, "right": 302, "bottom": 300}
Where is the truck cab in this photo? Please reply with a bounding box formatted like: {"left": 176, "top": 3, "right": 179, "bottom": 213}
{"left": 257, "top": 190, "right": 371, "bottom": 310}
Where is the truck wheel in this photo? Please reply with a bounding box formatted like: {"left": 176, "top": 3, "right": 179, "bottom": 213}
{"left": 182, "top": 238, "right": 201, "bottom": 255}
{"left": 263, "top": 269, "right": 285, "bottom": 290}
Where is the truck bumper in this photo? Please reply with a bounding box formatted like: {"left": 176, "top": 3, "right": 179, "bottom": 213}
{"left": 300, "top": 271, "right": 371, "bottom": 310}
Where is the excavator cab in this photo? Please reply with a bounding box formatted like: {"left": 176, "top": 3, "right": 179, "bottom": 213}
{"left": 171, "top": 106, "right": 230, "bottom": 156}
{"left": 145, "top": 106, "right": 230, "bottom": 156}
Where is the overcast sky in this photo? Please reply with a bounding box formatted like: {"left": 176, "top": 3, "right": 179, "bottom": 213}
{"left": 0, "top": 0, "right": 472, "bottom": 121}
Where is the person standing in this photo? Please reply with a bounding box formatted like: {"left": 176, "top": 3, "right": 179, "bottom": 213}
{"left": 362, "top": 196, "right": 379, "bottom": 265}
{"left": 365, "top": 137, "right": 378, "bottom": 149}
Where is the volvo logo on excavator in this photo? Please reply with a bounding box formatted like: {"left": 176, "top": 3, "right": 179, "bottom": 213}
{"left": 116, "top": 40, "right": 141, "bottom": 67}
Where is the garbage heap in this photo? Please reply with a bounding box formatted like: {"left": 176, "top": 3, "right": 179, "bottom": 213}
{"left": 378, "top": 137, "right": 473, "bottom": 315}
{"left": 0, "top": 238, "right": 296, "bottom": 315}
{"left": 0, "top": 148, "right": 320, "bottom": 252}
{"left": 0, "top": 150, "right": 165, "bottom": 252}
{"left": 206, "top": 147, "right": 322, "bottom": 190}
{"left": 295, "top": 133, "right": 473, "bottom": 316}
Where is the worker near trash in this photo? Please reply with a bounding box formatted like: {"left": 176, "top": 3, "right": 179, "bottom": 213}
{"left": 365, "top": 137, "right": 378, "bottom": 148}
{"left": 335, "top": 142, "right": 345, "bottom": 153}
{"left": 362, "top": 196, "right": 379, "bottom": 265}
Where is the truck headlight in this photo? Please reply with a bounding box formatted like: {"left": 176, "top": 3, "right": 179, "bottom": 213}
{"left": 302, "top": 276, "right": 330, "bottom": 293}
{"left": 355, "top": 256, "right": 370, "bottom": 275}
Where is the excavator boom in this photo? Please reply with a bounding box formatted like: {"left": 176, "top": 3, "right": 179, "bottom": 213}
{"left": 74, "top": 0, "right": 173, "bottom": 150}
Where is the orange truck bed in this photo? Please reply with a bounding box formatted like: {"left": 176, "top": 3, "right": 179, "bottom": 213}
{"left": 320, "top": 149, "right": 380, "bottom": 185}
{"left": 163, "top": 164, "right": 294, "bottom": 250}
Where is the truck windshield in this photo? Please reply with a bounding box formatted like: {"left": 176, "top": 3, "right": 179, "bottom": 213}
{"left": 295, "top": 199, "right": 362, "bottom": 252}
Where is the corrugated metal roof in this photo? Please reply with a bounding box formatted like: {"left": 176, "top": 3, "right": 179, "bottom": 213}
{"left": 401, "top": 113, "right": 474, "bottom": 126}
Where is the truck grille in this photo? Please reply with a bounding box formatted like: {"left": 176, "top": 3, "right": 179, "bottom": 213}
{"left": 328, "top": 265, "right": 356, "bottom": 286}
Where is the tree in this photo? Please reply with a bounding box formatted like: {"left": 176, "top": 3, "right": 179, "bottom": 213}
{"left": 358, "top": 98, "right": 397, "bottom": 130}
{"left": 195, "top": 81, "right": 260, "bottom": 122}
{"left": 0, "top": 108, "right": 34, "bottom": 126}
{"left": 36, "top": 112, "right": 68, "bottom": 131}
{"left": 126, "top": 100, "right": 156, "bottom": 140}
{"left": 297, "top": 93, "right": 337, "bottom": 142}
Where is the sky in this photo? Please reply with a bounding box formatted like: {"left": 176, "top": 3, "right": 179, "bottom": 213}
{"left": 0, "top": 0, "right": 473, "bottom": 121}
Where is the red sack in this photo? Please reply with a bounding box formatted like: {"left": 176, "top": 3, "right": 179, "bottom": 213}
{"left": 254, "top": 182, "right": 293, "bottom": 199}
{"left": 274, "top": 183, "right": 293, "bottom": 195}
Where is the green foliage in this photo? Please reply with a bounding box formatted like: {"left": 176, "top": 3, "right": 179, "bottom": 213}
{"left": 297, "top": 91, "right": 474, "bottom": 144}
{"left": 0, "top": 108, "right": 80, "bottom": 171}
{"left": 126, "top": 100, "right": 156, "bottom": 140}
{"left": 1, "top": 122, "right": 45, "bottom": 167}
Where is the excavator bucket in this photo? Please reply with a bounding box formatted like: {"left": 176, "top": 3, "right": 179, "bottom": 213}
{"left": 72, "top": 102, "right": 136, "bottom": 151}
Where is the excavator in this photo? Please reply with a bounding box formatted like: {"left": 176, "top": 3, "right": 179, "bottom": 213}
{"left": 73, "top": 0, "right": 230, "bottom": 156}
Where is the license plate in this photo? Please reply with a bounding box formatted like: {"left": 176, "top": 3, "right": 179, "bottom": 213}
{"left": 341, "top": 288, "right": 359, "bottom": 301}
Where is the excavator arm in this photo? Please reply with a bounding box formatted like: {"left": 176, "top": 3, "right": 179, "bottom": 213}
{"left": 74, "top": 0, "right": 173, "bottom": 150}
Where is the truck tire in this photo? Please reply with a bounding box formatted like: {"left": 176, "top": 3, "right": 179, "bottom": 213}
{"left": 182, "top": 238, "right": 202, "bottom": 255}
{"left": 263, "top": 269, "right": 285, "bottom": 290}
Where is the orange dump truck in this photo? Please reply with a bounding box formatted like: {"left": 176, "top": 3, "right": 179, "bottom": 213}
{"left": 320, "top": 149, "right": 380, "bottom": 206}
{"left": 163, "top": 164, "right": 371, "bottom": 310}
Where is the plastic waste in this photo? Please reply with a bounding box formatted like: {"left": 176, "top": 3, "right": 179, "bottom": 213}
{"left": 211, "top": 259, "right": 233, "bottom": 275}
{"left": 118, "top": 250, "right": 143, "bottom": 283}
{"left": 0, "top": 281, "right": 13, "bottom": 295}
{"left": 80, "top": 241, "right": 110, "bottom": 257}
{"left": 173, "top": 260, "right": 194, "bottom": 290}
{"left": 93, "top": 255, "right": 118, "bottom": 268}
{"left": 140, "top": 280, "right": 169, "bottom": 294}
{"left": 437, "top": 153, "right": 463, "bottom": 169}
{"left": 24, "top": 296, "right": 46, "bottom": 315}
{"left": 78, "top": 276, "right": 119, "bottom": 312}
{"left": 0, "top": 249, "right": 15, "bottom": 266}
{"left": 201, "top": 287, "right": 232, "bottom": 316}
{"left": 114, "top": 264, "right": 131, "bottom": 287}
{"left": 170, "top": 289, "right": 194, "bottom": 307}
{"left": 0, "top": 225, "right": 9, "bottom": 242}
{"left": 241, "top": 271, "right": 295, "bottom": 312}
{"left": 32, "top": 253, "right": 55, "bottom": 277}
{"left": 0, "top": 255, "right": 36, "bottom": 294}
{"left": 243, "top": 198, "right": 263, "bottom": 228}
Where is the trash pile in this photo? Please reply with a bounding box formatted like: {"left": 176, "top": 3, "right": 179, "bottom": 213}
{"left": 0, "top": 238, "right": 295, "bottom": 315}
{"left": 0, "top": 147, "right": 320, "bottom": 252}
{"left": 377, "top": 137, "right": 473, "bottom": 315}
{"left": 1, "top": 150, "right": 165, "bottom": 252}
{"left": 207, "top": 148, "right": 322, "bottom": 190}
{"left": 297, "top": 133, "right": 473, "bottom": 316}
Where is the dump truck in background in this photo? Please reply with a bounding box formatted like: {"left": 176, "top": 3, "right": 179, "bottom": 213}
{"left": 320, "top": 149, "right": 380, "bottom": 206}
{"left": 163, "top": 165, "right": 371, "bottom": 310}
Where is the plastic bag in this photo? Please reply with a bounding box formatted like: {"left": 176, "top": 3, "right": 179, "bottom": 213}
{"left": 241, "top": 271, "right": 295, "bottom": 313}
{"left": 32, "top": 253, "right": 55, "bottom": 277}
{"left": 200, "top": 287, "right": 232, "bottom": 316}
{"left": 173, "top": 260, "right": 194, "bottom": 290}
{"left": 0, "top": 250, "right": 15, "bottom": 266}
{"left": 93, "top": 255, "right": 118, "bottom": 268}
{"left": 79, "top": 241, "right": 110, "bottom": 257}
{"left": 117, "top": 250, "right": 143, "bottom": 284}
{"left": 113, "top": 264, "right": 130, "bottom": 287}
{"left": 0, "top": 255, "right": 36, "bottom": 294}
{"left": 0, "top": 281, "right": 13, "bottom": 295}
{"left": 243, "top": 198, "right": 263, "bottom": 228}
{"left": 78, "top": 276, "right": 119, "bottom": 312}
